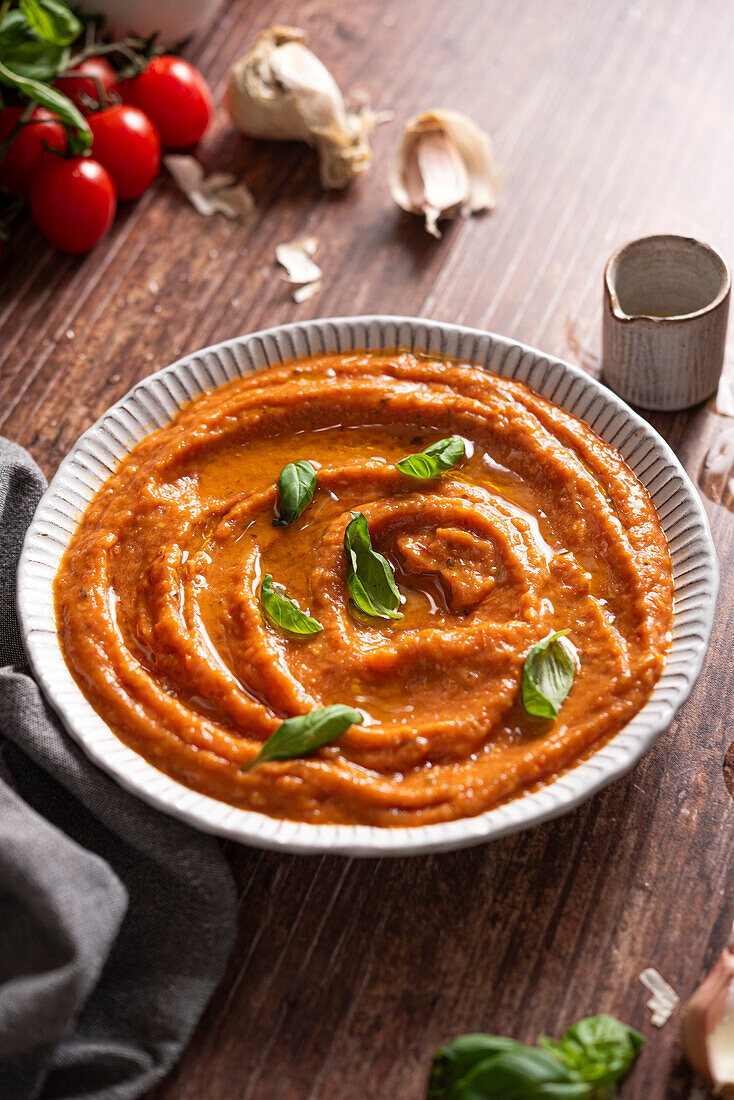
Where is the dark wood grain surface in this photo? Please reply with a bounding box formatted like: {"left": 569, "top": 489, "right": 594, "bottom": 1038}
{"left": 3, "top": 0, "right": 733, "bottom": 1096}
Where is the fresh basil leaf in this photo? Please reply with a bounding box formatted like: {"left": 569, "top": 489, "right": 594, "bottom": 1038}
{"left": 18, "top": 0, "right": 81, "bottom": 45}
{"left": 260, "top": 574, "right": 322, "bottom": 636}
{"left": 428, "top": 1035, "right": 523, "bottom": 1099}
{"left": 244, "top": 704, "right": 362, "bottom": 771}
{"left": 539, "top": 1015, "right": 643, "bottom": 1089}
{"left": 344, "top": 510, "right": 402, "bottom": 621}
{"left": 273, "top": 459, "right": 316, "bottom": 526}
{"left": 0, "top": 12, "right": 69, "bottom": 79}
{"left": 0, "top": 60, "right": 90, "bottom": 151}
{"left": 455, "top": 1048, "right": 591, "bottom": 1100}
{"left": 397, "top": 435, "right": 466, "bottom": 480}
{"left": 522, "top": 629, "right": 575, "bottom": 719}
{"left": 0, "top": 37, "right": 67, "bottom": 80}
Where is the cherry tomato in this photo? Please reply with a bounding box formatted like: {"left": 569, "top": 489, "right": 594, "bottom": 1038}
{"left": 0, "top": 108, "right": 67, "bottom": 195}
{"left": 0, "top": 106, "right": 23, "bottom": 144}
{"left": 89, "top": 105, "right": 160, "bottom": 200}
{"left": 121, "top": 56, "right": 212, "bottom": 148}
{"left": 55, "top": 57, "right": 119, "bottom": 113}
{"left": 29, "top": 156, "right": 116, "bottom": 253}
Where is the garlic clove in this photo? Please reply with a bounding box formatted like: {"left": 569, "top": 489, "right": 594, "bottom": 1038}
{"left": 681, "top": 925, "right": 734, "bottom": 1094}
{"left": 389, "top": 108, "right": 503, "bottom": 237}
{"left": 228, "top": 25, "right": 389, "bottom": 190}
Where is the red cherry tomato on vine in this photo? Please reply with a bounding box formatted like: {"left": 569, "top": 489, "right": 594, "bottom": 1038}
{"left": 121, "top": 56, "right": 212, "bottom": 148}
{"left": 89, "top": 105, "right": 160, "bottom": 200}
{"left": 0, "top": 106, "right": 23, "bottom": 144}
{"left": 55, "top": 57, "right": 119, "bottom": 113}
{"left": 0, "top": 108, "right": 67, "bottom": 195}
{"left": 29, "top": 156, "right": 116, "bottom": 253}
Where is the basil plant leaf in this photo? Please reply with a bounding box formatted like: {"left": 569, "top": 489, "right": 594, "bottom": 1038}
{"left": 522, "top": 629, "right": 575, "bottom": 719}
{"left": 453, "top": 1048, "right": 591, "bottom": 1100}
{"left": 260, "top": 574, "right": 322, "bottom": 636}
{"left": 0, "top": 10, "right": 69, "bottom": 80}
{"left": 18, "top": 0, "right": 81, "bottom": 45}
{"left": 397, "top": 435, "right": 466, "bottom": 480}
{"left": 0, "top": 59, "right": 90, "bottom": 151}
{"left": 539, "top": 1015, "right": 644, "bottom": 1089}
{"left": 273, "top": 459, "right": 316, "bottom": 526}
{"left": 428, "top": 1035, "right": 523, "bottom": 1099}
{"left": 244, "top": 704, "right": 362, "bottom": 771}
{"left": 344, "top": 511, "right": 402, "bottom": 621}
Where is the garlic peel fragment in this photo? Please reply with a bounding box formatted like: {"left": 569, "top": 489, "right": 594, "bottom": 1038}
{"left": 389, "top": 109, "right": 503, "bottom": 237}
{"left": 275, "top": 235, "right": 323, "bottom": 303}
{"left": 164, "top": 156, "right": 255, "bottom": 220}
{"left": 275, "top": 235, "right": 322, "bottom": 284}
{"left": 228, "top": 26, "right": 390, "bottom": 189}
{"left": 681, "top": 925, "right": 734, "bottom": 1094}
{"left": 639, "top": 967, "right": 680, "bottom": 1027}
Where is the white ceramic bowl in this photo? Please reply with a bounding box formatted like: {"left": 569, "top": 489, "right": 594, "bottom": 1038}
{"left": 17, "top": 317, "right": 718, "bottom": 856}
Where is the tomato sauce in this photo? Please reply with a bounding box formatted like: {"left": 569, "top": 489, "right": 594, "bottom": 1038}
{"left": 54, "top": 353, "right": 674, "bottom": 825}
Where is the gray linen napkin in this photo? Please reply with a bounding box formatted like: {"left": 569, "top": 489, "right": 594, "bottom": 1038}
{"left": 0, "top": 437, "right": 236, "bottom": 1099}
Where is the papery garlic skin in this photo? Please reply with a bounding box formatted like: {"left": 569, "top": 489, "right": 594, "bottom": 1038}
{"left": 681, "top": 925, "right": 734, "bottom": 1095}
{"left": 228, "top": 25, "right": 387, "bottom": 189}
{"left": 389, "top": 108, "right": 503, "bottom": 237}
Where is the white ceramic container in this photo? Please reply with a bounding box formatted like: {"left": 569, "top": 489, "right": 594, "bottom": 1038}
{"left": 17, "top": 317, "right": 718, "bottom": 856}
{"left": 603, "top": 235, "right": 730, "bottom": 411}
{"left": 77, "top": 0, "right": 222, "bottom": 44}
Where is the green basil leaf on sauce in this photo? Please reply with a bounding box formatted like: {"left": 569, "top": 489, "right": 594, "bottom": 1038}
{"left": 539, "top": 1015, "right": 644, "bottom": 1089}
{"left": 260, "top": 574, "right": 322, "bottom": 635}
{"left": 244, "top": 704, "right": 362, "bottom": 771}
{"left": 396, "top": 435, "right": 466, "bottom": 480}
{"left": 344, "top": 511, "right": 402, "bottom": 620}
{"left": 522, "top": 629, "right": 575, "bottom": 719}
{"left": 273, "top": 459, "right": 316, "bottom": 526}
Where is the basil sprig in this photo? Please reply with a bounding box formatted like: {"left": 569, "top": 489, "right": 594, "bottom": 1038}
{"left": 397, "top": 435, "right": 466, "bottom": 480}
{"left": 539, "top": 1015, "right": 644, "bottom": 1090}
{"left": 273, "top": 460, "right": 316, "bottom": 527}
{"left": 428, "top": 1015, "right": 643, "bottom": 1099}
{"left": 244, "top": 704, "right": 362, "bottom": 771}
{"left": 522, "top": 629, "right": 575, "bottom": 719}
{"left": 0, "top": 0, "right": 91, "bottom": 153}
{"left": 260, "top": 574, "right": 322, "bottom": 636}
{"left": 344, "top": 511, "right": 402, "bottom": 620}
{"left": 18, "top": 0, "right": 81, "bottom": 46}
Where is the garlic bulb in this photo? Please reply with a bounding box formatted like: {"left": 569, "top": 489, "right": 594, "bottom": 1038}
{"left": 681, "top": 924, "right": 734, "bottom": 1094}
{"left": 227, "top": 26, "right": 389, "bottom": 190}
{"left": 389, "top": 109, "right": 503, "bottom": 237}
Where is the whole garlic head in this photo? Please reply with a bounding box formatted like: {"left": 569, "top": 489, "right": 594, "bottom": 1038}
{"left": 227, "top": 26, "right": 388, "bottom": 189}
{"left": 681, "top": 924, "right": 734, "bottom": 1094}
{"left": 389, "top": 108, "right": 503, "bottom": 237}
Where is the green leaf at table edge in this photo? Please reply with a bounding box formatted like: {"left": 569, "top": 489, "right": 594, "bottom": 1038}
{"left": 273, "top": 459, "right": 316, "bottom": 527}
{"left": 397, "top": 435, "right": 466, "bottom": 480}
{"left": 243, "top": 704, "right": 362, "bottom": 771}
{"left": 260, "top": 573, "right": 322, "bottom": 636}
{"left": 427, "top": 1034, "right": 523, "bottom": 1099}
{"left": 521, "top": 628, "right": 575, "bottom": 719}
{"left": 344, "top": 510, "right": 402, "bottom": 620}
{"left": 539, "top": 1014, "right": 644, "bottom": 1088}
{"left": 427, "top": 1014, "right": 643, "bottom": 1099}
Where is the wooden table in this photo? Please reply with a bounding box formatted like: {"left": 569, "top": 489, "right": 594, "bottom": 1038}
{"left": 3, "top": 0, "right": 733, "bottom": 1095}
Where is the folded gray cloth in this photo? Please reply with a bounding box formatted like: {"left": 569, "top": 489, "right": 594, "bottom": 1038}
{"left": 0, "top": 438, "right": 236, "bottom": 1099}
